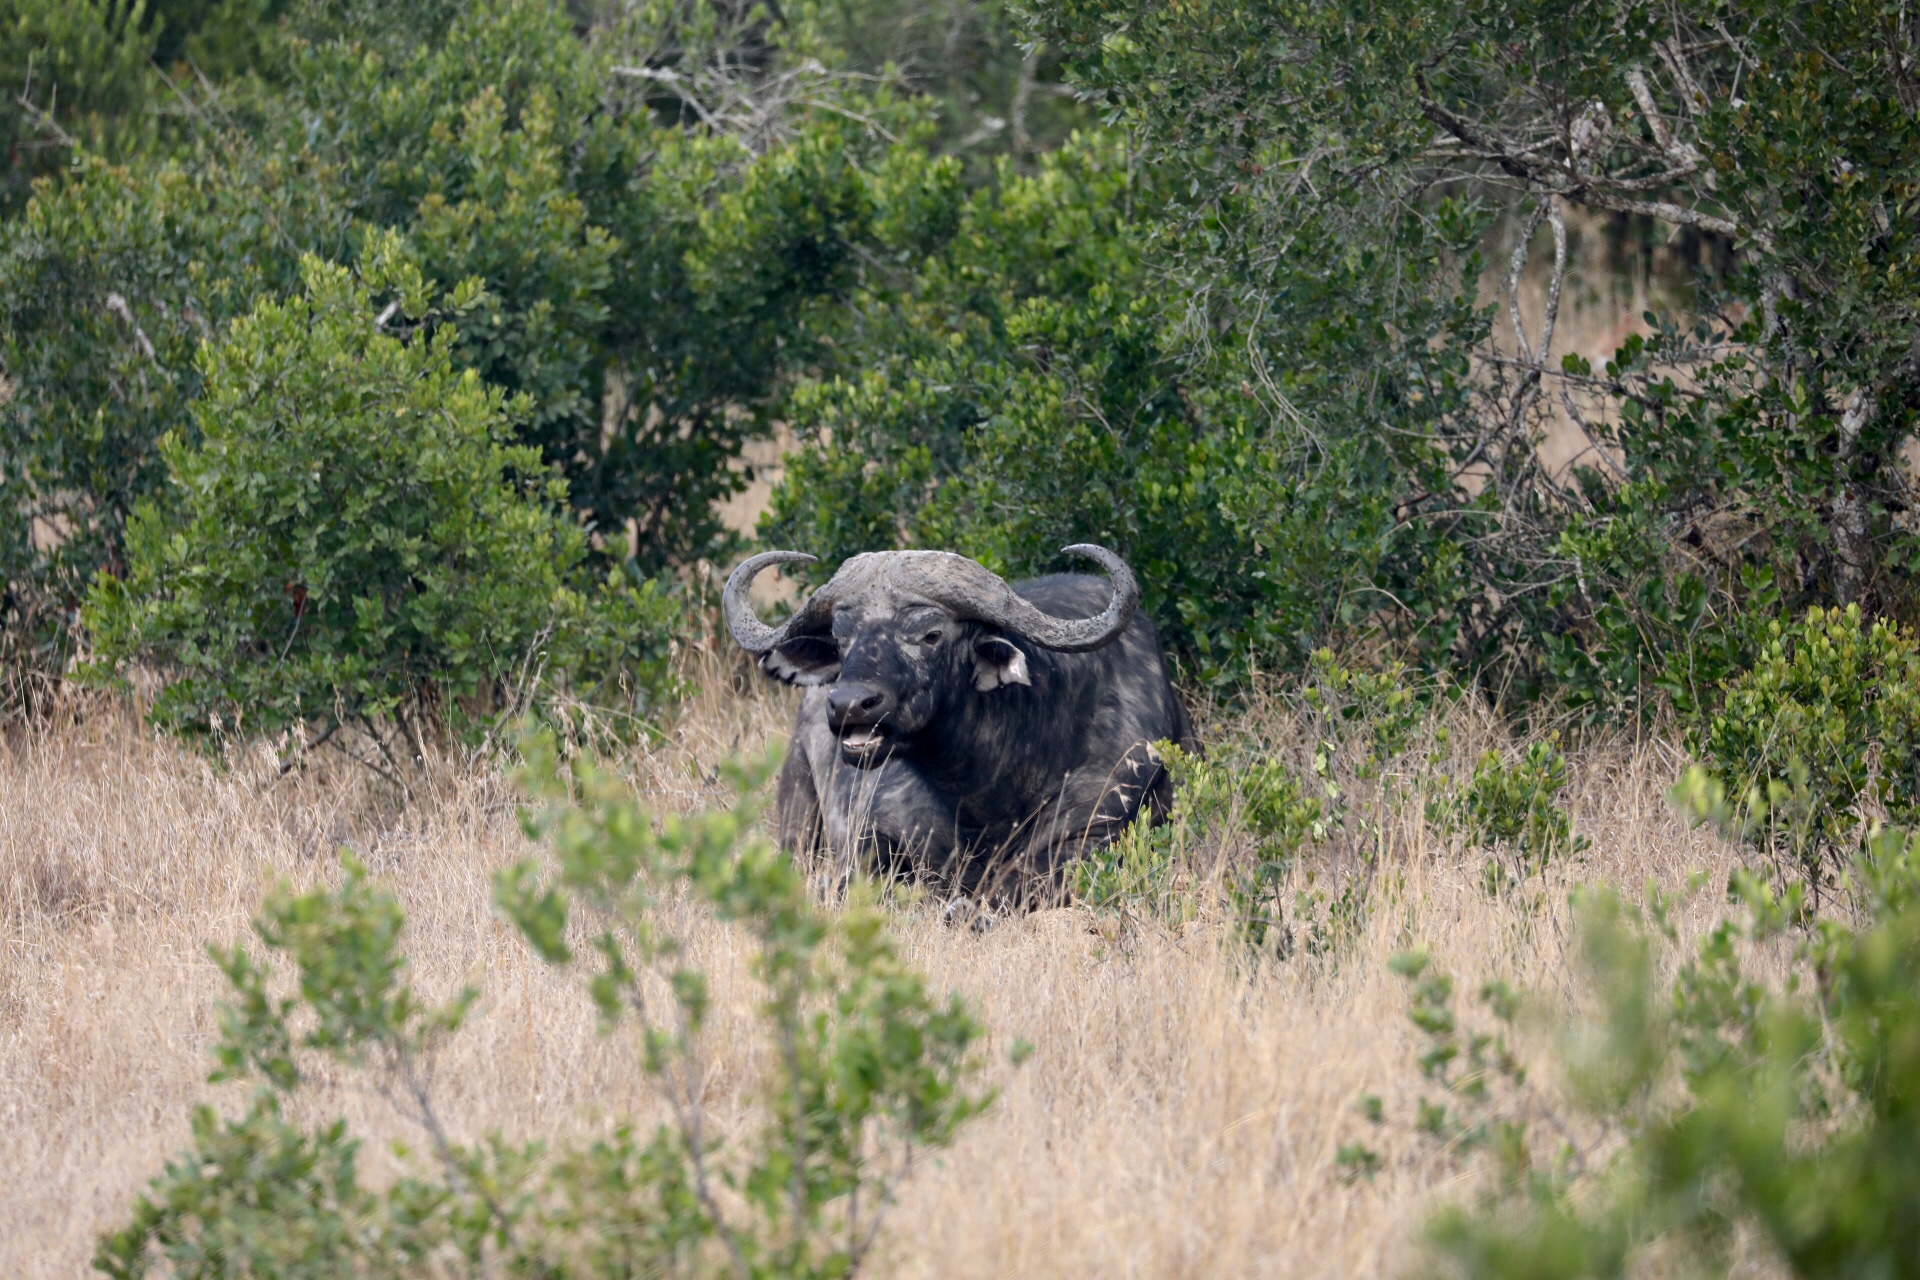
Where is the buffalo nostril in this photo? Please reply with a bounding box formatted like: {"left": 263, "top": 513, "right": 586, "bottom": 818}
{"left": 827, "top": 682, "right": 891, "bottom": 727}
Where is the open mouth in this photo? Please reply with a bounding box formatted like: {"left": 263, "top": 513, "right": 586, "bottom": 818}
{"left": 838, "top": 725, "right": 892, "bottom": 758}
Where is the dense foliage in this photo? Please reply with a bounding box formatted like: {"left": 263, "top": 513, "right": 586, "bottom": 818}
{"left": 1019, "top": 0, "right": 1920, "bottom": 707}
{"left": 0, "top": 145, "right": 346, "bottom": 676}
{"left": 764, "top": 0, "right": 1523, "bottom": 685}
{"left": 8, "top": 0, "right": 1920, "bottom": 721}
{"left": 763, "top": 131, "right": 1489, "bottom": 681}
{"left": 1, "top": 0, "right": 1035, "bottom": 730}
{"left": 82, "top": 248, "right": 672, "bottom": 751}
{"left": 5, "top": 2, "right": 786, "bottom": 684}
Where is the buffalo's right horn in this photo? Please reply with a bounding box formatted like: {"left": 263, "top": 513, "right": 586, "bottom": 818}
{"left": 723, "top": 550, "right": 819, "bottom": 653}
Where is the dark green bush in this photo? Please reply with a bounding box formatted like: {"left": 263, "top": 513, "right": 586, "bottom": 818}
{"left": 1072, "top": 738, "right": 1323, "bottom": 940}
{"left": 763, "top": 135, "right": 1488, "bottom": 687}
{"left": 13, "top": 0, "right": 1920, "bottom": 733}
{"left": 1435, "top": 739, "right": 1586, "bottom": 893}
{"left": 4, "top": 0, "right": 936, "bottom": 697}
{"left": 0, "top": 148, "right": 344, "bottom": 678}
{"left": 761, "top": 0, "right": 1920, "bottom": 711}
{"left": 82, "top": 246, "right": 670, "bottom": 751}
{"left": 2, "top": 0, "right": 163, "bottom": 211}
{"left": 1073, "top": 653, "right": 1439, "bottom": 952}
{"left": 281, "top": 0, "right": 840, "bottom": 568}
{"left": 1025, "top": 0, "right": 1920, "bottom": 711}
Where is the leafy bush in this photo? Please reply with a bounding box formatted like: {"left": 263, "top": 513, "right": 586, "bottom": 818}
{"left": 19, "top": 0, "right": 1920, "bottom": 727}
{"left": 1215, "top": 751, "right": 1326, "bottom": 952}
{"left": 763, "top": 136, "right": 1488, "bottom": 687}
{"left": 95, "top": 851, "right": 482, "bottom": 1280}
{"left": 0, "top": 148, "right": 343, "bottom": 682}
{"left": 1073, "top": 653, "right": 1437, "bottom": 952}
{"left": 1068, "top": 815, "right": 1187, "bottom": 929}
{"left": 500, "top": 740, "right": 997, "bottom": 1277}
{"left": 1403, "top": 832, "right": 1920, "bottom": 1279}
{"left": 282, "top": 0, "right": 840, "bottom": 569}
{"left": 82, "top": 246, "right": 670, "bottom": 752}
{"left": 1680, "top": 605, "right": 1920, "bottom": 897}
{"left": 1, "top": 0, "right": 162, "bottom": 211}
{"left": 100, "top": 743, "right": 998, "bottom": 1279}
{"left": 1072, "top": 739, "right": 1322, "bottom": 943}
{"left": 1351, "top": 948, "right": 1530, "bottom": 1190}
{"left": 1301, "top": 649, "right": 1427, "bottom": 792}
{"left": 3, "top": 0, "right": 940, "bottom": 695}
{"left": 1436, "top": 739, "right": 1586, "bottom": 893}
{"left": 1027, "top": 0, "right": 1920, "bottom": 711}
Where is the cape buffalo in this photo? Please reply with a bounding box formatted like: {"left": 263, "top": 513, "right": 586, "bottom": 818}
{"left": 723, "top": 545, "right": 1195, "bottom": 903}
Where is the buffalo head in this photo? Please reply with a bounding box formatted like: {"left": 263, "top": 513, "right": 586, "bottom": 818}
{"left": 723, "top": 546, "right": 1140, "bottom": 766}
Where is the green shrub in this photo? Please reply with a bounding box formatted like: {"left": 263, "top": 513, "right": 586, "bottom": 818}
{"left": 93, "top": 847, "right": 481, "bottom": 1279}
{"left": 1, "top": 0, "right": 162, "bottom": 211}
{"left": 401, "top": 83, "right": 617, "bottom": 479}
{"left": 284, "top": 0, "right": 814, "bottom": 569}
{"left": 99, "top": 742, "right": 997, "bottom": 1279}
{"left": 1301, "top": 650, "right": 1427, "bottom": 782}
{"left": 762, "top": 136, "right": 1488, "bottom": 688}
{"left": 1073, "top": 739, "right": 1322, "bottom": 944}
{"left": 4, "top": 0, "right": 948, "bottom": 692}
{"left": 1399, "top": 832, "right": 1920, "bottom": 1279}
{"left": 500, "top": 740, "right": 998, "bottom": 1278}
{"left": 1033, "top": 0, "right": 1920, "bottom": 715}
{"left": 1681, "top": 605, "right": 1920, "bottom": 896}
{"left": 1367, "top": 948, "right": 1530, "bottom": 1187}
{"left": 1072, "top": 651, "right": 1431, "bottom": 953}
{"left": 1210, "top": 746, "right": 1332, "bottom": 952}
{"left": 82, "top": 245, "right": 669, "bottom": 752}
{"left": 0, "top": 149, "right": 344, "bottom": 683}
{"left": 283, "top": 0, "right": 978, "bottom": 576}
{"left": 1069, "top": 816, "right": 1187, "bottom": 927}
{"left": 1436, "top": 739, "right": 1586, "bottom": 892}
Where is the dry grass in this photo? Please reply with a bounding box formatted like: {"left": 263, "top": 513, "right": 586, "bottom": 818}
{"left": 1, "top": 660, "right": 1755, "bottom": 1278}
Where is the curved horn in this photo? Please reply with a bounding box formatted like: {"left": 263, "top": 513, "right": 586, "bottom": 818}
{"left": 722, "top": 551, "right": 819, "bottom": 653}
{"left": 911, "top": 544, "right": 1140, "bottom": 652}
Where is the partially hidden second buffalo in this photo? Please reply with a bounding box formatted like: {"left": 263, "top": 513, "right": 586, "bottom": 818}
{"left": 724, "top": 544, "right": 1196, "bottom": 902}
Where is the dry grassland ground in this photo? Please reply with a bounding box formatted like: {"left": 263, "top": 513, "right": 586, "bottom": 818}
{"left": 2, "top": 656, "right": 1759, "bottom": 1278}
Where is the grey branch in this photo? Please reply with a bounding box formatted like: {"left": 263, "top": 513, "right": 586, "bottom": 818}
{"left": 104, "top": 293, "right": 159, "bottom": 364}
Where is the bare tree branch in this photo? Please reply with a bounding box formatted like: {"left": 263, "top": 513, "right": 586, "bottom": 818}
{"left": 104, "top": 293, "right": 160, "bottom": 364}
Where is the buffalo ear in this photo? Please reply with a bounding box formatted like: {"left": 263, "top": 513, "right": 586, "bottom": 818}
{"left": 973, "top": 636, "right": 1031, "bottom": 691}
{"left": 760, "top": 635, "right": 841, "bottom": 686}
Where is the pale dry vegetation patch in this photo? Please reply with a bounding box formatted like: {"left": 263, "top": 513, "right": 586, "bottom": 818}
{"left": 2, "top": 661, "right": 1750, "bottom": 1278}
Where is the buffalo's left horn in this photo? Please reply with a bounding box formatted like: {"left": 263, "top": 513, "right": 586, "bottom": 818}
{"left": 723, "top": 550, "right": 819, "bottom": 652}
{"left": 915, "top": 543, "right": 1140, "bottom": 652}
